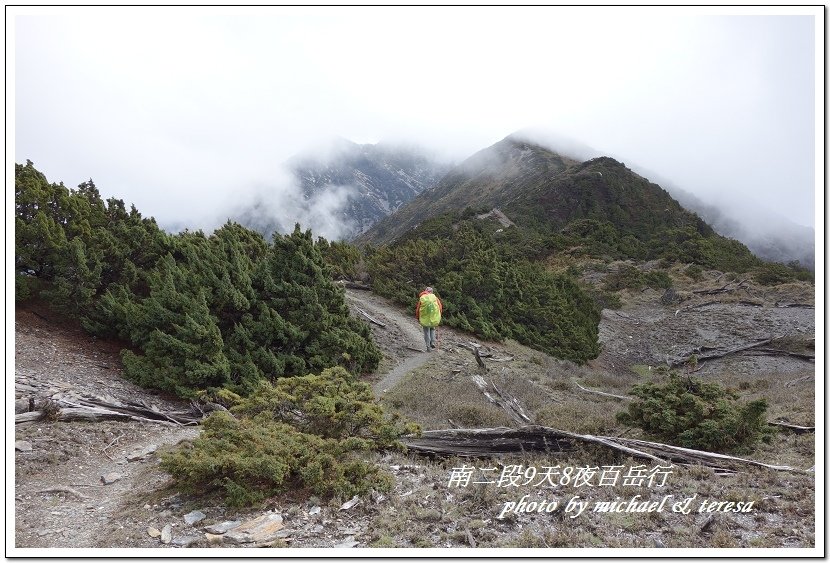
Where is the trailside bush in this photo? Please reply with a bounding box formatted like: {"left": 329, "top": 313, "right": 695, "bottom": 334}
{"left": 160, "top": 412, "right": 393, "bottom": 507}
{"left": 161, "top": 367, "right": 418, "bottom": 506}
{"left": 616, "top": 374, "right": 775, "bottom": 454}
{"left": 231, "top": 367, "right": 412, "bottom": 447}
{"left": 752, "top": 262, "right": 796, "bottom": 286}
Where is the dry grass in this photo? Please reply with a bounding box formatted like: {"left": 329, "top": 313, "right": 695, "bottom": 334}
{"left": 380, "top": 364, "right": 515, "bottom": 430}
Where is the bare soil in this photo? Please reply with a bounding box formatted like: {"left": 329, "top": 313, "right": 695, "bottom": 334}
{"left": 12, "top": 274, "right": 817, "bottom": 551}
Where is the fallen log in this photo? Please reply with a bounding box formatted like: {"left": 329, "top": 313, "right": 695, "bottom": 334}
{"left": 767, "top": 421, "right": 815, "bottom": 434}
{"left": 573, "top": 381, "right": 632, "bottom": 401}
{"left": 355, "top": 307, "right": 386, "bottom": 328}
{"left": 49, "top": 394, "right": 201, "bottom": 425}
{"left": 37, "top": 486, "right": 91, "bottom": 500}
{"left": 669, "top": 338, "right": 774, "bottom": 367}
{"left": 341, "top": 281, "right": 372, "bottom": 291}
{"left": 54, "top": 406, "right": 180, "bottom": 426}
{"left": 608, "top": 435, "right": 797, "bottom": 472}
{"left": 15, "top": 411, "right": 45, "bottom": 424}
{"left": 402, "top": 425, "right": 801, "bottom": 473}
{"left": 14, "top": 393, "right": 203, "bottom": 427}
{"left": 403, "top": 426, "right": 573, "bottom": 457}
{"left": 471, "top": 375, "right": 533, "bottom": 424}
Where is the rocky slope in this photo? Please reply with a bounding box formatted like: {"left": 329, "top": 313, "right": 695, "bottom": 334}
{"left": 234, "top": 138, "right": 451, "bottom": 240}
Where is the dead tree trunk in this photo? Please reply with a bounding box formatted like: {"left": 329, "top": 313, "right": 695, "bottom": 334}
{"left": 573, "top": 381, "right": 632, "bottom": 401}
{"left": 669, "top": 338, "right": 774, "bottom": 367}
{"left": 355, "top": 307, "right": 386, "bottom": 328}
{"left": 401, "top": 425, "right": 800, "bottom": 473}
{"left": 32, "top": 393, "right": 204, "bottom": 426}
{"left": 767, "top": 421, "right": 815, "bottom": 434}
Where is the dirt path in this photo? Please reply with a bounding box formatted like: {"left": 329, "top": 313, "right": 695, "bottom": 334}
{"left": 344, "top": 289, "right": 442, "bottom": 394}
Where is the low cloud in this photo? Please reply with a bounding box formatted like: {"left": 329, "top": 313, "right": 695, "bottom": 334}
{"left": 217, "top": 165, "right": 359, "bottom": 242}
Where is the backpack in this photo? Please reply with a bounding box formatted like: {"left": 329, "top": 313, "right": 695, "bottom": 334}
{"left": 419, "top": 294, "right": 441, "bottom": 327}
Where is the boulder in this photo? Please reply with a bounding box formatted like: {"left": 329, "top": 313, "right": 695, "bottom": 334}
{"left": 223, "top": 513, "right": 284, "bottom": 545}
{"left": 183, "top": 510, "right": 206, "bottom": 525}
{"left": 101, "top": 472, "right": 123, "bottom": 485}
{"left": 15, "top": 441, "right": 33, "bottom": 452}
{"left": 203, "top": 520, "right": 242, "bottom": 534}
{"left": 160, "top": 524, "right": 172, "bottom": 544}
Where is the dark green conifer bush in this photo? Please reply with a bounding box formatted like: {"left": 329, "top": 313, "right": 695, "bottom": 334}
{"left": 15, "top": 162, "right": 380, "bottom": 398}
{"left": 161, "top": 367, "right": 417, "bottom": 506}
{"left": 616, "top": 374, "right": 775, "bottom": 453}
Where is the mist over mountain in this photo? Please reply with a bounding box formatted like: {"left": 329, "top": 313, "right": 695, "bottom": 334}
{"left": 658, "top": 185, "right": 815, "bottom": 270}
{"left": 508, "top": 131, "right": 815, "bottom": 270}
{"left": 226, "top": 131, "right": 812, "bottom": 269}
{"left": 231, "top": 138, "right": 452, "bottom": 241}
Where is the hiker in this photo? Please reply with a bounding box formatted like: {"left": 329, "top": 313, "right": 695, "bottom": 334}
{"left": 416, "top": 286, "right": 443, "bottom": 352}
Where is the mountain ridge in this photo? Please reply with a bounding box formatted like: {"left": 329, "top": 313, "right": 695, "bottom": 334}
{"left": 358, "top": 135, "right": 717, "bottom": 254}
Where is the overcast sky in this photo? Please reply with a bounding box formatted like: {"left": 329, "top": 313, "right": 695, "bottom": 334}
{"left": 11, "top": 6, "right": 820, "bottom": 233}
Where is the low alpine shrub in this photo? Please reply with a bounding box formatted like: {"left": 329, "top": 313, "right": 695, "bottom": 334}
{"left": 616, "top": 374, "right": 775, "bottom": 453}
{"left": 161, "top": 367, "right": 418, "bottom": 506}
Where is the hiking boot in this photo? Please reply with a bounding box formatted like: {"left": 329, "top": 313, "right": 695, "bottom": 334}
{"left": 430, "top": 343, "right": 436, "bottom": 349}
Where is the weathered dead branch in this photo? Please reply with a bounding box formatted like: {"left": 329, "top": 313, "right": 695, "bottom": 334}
{"left": 768, "top": 421, "right": 815, "bottom": 434}
{"left": 474, "top": 348, "right": 487, "bottom": 371}
{"left": 15, "top": 411, "right": 45, "bottom": 424}
{"left": 669, "top": 338, "right": 774, "bottom": 367}
{"left": 573, "top": 380, "right": 632, "bottom": 401}
{"left": 692, "top": 279, "right": 748, "bottom": 295}
{"left": 471, "top": 375, "right": 533, "bottom": 424}
{"left": 402, "top": 425, "right": 801, "bottom": 473}
{"left": 355, "top": 307, "right": 386, "bottom": 328}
